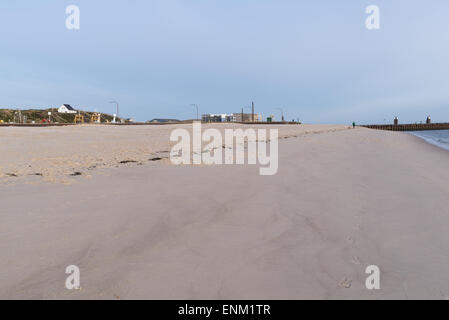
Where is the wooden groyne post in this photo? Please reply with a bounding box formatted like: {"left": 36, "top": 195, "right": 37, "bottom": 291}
{"left": 361, "top": 123, "right": 449, "bottom": 131}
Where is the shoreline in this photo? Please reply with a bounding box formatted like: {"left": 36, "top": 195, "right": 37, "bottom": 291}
{"left": 408, "top": 130, "right": 449, "bottom": 152}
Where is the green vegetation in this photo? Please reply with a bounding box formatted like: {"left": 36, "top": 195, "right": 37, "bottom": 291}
{"left": 0, "top": 108, "right": 115, "bottom": 124}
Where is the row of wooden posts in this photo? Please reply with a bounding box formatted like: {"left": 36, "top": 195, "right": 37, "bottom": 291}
{"left": 362, "top": 123, "right": 449, "bottom": 131}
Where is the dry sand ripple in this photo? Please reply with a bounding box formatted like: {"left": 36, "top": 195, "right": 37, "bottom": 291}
{"left": 0, "top": 124, "right": 347, "bottom": 183}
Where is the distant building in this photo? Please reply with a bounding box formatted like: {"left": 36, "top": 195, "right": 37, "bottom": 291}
{"left": 202, "top": 114, "right": 234, "bottom": 123}
{"left": 58, "top": 104, "right": 77, "bottom": 114}
{"left": 233, "top": 113, "right": 262, "bottom": 123}
{"left": 202, "top": 113, "right": 262, "bottom": 123}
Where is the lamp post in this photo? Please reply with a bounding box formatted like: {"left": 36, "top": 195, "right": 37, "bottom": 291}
{"left": 190, "top": 104, "right": 199, "bottom": 121}
{"left": 109, "top": 101, "right": 119, "bottom": 120}
{"left": 276, "top": 107, "right": 284, "bottom": 122}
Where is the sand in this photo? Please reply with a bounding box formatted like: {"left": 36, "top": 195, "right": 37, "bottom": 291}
{"left": 1, "top": 125, "right": 449, "bottom": 299}
{"left": 0, "top": 123, "right": 346, "bottom": 183}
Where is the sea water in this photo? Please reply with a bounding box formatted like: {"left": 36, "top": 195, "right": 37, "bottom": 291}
{"left": 411, "top": 130, "right": 449, "bottom": 151}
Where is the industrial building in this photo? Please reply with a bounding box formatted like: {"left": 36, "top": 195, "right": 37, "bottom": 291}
{"left": 201, "top": 114, "right": 235, "bottom": 123}
{"left": 202, "top": 113, "right": 262, "bottom": 123}
{"left": 233, "top": 113, "right": 262, "bottom": 123}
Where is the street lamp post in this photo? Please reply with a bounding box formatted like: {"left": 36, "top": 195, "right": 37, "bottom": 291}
{"left": 276, "top": 107, "right": 285, "bottom": 122}
{"left": 109, "top": 101, "right": 119, "bottom": 121}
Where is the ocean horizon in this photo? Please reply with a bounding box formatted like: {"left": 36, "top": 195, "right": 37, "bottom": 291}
{"left": 411, "top": 130, "right": 449, "bottom": 151}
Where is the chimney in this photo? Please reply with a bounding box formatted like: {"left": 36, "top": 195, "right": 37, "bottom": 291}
{"left": 252, "top": 101, "right": 255, "bottom": 123}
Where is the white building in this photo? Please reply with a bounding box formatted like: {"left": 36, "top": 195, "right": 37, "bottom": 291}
{"left": 58, "top": 104, "right": 77, "bottom": 114}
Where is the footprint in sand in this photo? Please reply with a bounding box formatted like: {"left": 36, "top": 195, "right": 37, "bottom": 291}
{"left": 339, "top": 277, "right": 352, "bottom": 289}
{"left": 351, "top": 256, "right": 361, "bottom": 265}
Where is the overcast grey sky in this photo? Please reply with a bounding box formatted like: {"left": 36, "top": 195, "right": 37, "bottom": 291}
{"left": 0, "top": 1, "right": 448, "bottom": 123}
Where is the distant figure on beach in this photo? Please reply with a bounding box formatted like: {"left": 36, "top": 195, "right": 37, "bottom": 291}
{"left": 352, "top": 122, "right": 356, "bottom": 128}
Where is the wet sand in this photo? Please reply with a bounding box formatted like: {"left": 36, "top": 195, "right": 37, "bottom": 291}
{"left": 1, "top": 126, "right": 449, "bottom": 299}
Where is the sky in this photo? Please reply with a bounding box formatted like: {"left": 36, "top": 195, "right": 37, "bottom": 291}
{"left": 0, "top": 0, "right": 448, "bottom": 124}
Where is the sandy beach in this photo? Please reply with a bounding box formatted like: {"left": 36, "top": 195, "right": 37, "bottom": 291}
{"left": 0, "top": 124, "right": 346, "bottom": 184}
{"left": 1, "top": 125, "right": 449, "bottom": 299}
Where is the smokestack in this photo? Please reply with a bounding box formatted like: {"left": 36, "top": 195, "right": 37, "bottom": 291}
{"left": 252, "top": 101, "right": 255, "bottom": 123}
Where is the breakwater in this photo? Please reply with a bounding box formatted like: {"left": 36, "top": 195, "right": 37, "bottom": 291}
{"left": 362, "top": 123, "right": 449, "bottom": 131}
